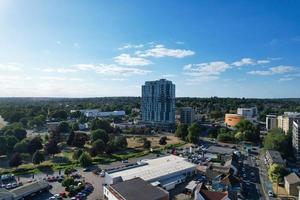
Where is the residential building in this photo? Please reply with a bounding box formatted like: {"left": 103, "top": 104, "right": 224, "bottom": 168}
{"left": 180, "top": 107, "right": 195, "bottom": 125}
{"left": 265, "top": 150, "right": 285, "bottom": 166}
{"left": 141, "top": 79, "right": 176, "bottom": 130}
{"left": 103, "top": 177, "right": 169, "bottom": 200}
{"left": 266, "top": 115, "right": 277, "bottom": 131}
{"left": 293, "top": 120, "right": 300, "bottom": 162}
{"left": 284, "top": 172, "right": 300, "bottom": 196}
{"left": 194, "top": 183, "right": 230, "bottom": 200}
{"left": 224, "top": 114, "right": 244, "bottom": 127}
{"left": 104, "top": 155, "right": 196, "bottom": 191}
{"left": 277, "top": 112, "right": 300, "bottom": 134}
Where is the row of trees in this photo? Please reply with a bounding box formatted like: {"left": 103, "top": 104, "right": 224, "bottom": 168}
{"left": 175, "top": 122, "right": 205, "bottom": 144}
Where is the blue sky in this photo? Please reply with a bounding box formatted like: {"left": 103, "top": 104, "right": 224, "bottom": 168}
{"left": 0, "top": 0, "right": 300, "bottom": 98}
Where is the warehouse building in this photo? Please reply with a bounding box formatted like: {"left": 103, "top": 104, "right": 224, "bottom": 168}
{"left": 104, "top": 155, "right": 196, "bottom": 191}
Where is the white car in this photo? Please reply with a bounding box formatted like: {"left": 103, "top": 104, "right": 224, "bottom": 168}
{"left": 5, "top": 183, "right": 12, "bottom": 189}
{"left": 268, "top": 190, "right": 274, "bottom": 197}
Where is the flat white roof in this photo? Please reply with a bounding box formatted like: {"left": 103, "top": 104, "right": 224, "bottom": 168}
{"left": 109, "top": 155, "right": 196, "bottom": 181}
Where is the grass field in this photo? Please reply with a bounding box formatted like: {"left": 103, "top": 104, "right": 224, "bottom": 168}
{"left": 127, "top": 134, "right": 183, "bottom": 149}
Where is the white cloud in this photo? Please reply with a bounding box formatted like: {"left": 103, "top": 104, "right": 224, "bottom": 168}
{"left": 270, "top": 66, "right": 294, "bottom": 74}
{"left": 248, "top": 70, "right": 273, "bottom": 76}
{"left": 186, "top": 76, "right": 219, "bottom": 85}
{"left": 279, "top": 77, "right": 294, "bottom": 82}
{"left": 162, "top": 74, "right": 177, "bottom": 78}
{"left": 56, "top": 41, "right": 61, "bottom": 45}
{"left": 40, "top": 76, "right": 83, "bottom": 81}
{"left": 232, "top": 58, "right": 254, "bottom": 67}
{"left": 248, "top": 65, "right": 295, "bottom": 76}
{"left": 232, "top": 58, "right": 271, "bottom": 67}
{"left": 74, "top": 64, "right": 151, "bottom": 76}
{"left": 0, "top": 63, "right": 23, "bottom": 72}
{"left": 183, "top": 62, "right": 230, "bottom": 76}
{"left": 257, "top": 60, "right": 270, "bottom": 64}
{"left": 114, "top": 54, "right": 152, "bottom": 66}
{"left": 176, "top": 41, "right": 184, "bottom": 45}
{"left": 136, "top": 44, "right": 195, "bottom": 58}
{"left": 118, "top": 43, "right": 144, "bottom": 50}
{"left": 40, "top": 67, "right": 78, "bottom": 73}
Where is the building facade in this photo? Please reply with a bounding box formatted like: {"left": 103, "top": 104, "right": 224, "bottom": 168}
{"left": 237, "top": 107, "right": 258, "bottom": 122}
{"left": 278, "top": 112, "right": 300, "bottom": 134}
{"left": 293, "top": 120, "right": 300, "bottom": 162}
{"left": 141, "top": 79, "right": 175, "bottom": 130}
{"left": 180, "top": 107, "right": 195, "bottom": 125}
{"left": 266, "top": 115, "right": 277, "bottom": 131}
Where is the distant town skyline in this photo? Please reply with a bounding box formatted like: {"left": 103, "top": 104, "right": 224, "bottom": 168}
{"left": 0, "top": 1, "right": 300, "bottom": 98}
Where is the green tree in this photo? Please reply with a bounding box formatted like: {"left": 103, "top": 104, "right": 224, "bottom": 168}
{"left": 62, "top": 177, "right": 75, "bottom": 187}
{"left": 263, "top": 128, "right": 291, "bottom": 158}
{"left": 28, "top": 136, "right": 43, "bottom": 154}
{"left": 72, "top": 132, "right": 88, "bottom": 148}
{"left": 175, "top": 124, "right": 188, "bottom": 140}
{"left": 91, "top": 129, "right": 109, "bottom": 144}
{"left": 268, "top": 164, "right": 284, "bottom": 183}
{"left": 79, "top": 152, "right": 92, "bottom": 167}
{"left": 90, "top": 139, "right": 105, "bottom": 156}
{"left": 14, "top": 140, "right": 29, "bottom": 153}
{"left": 72, "top": 122, "right": 79, "bottom": 131}
{"left": 143, "top": 139, "right": 151, "bottom": 149}
{"left": 9, "top": 153, "right": 22, "bottom": 167}
{"left": 51, "top": 110, "right": 68, "bottom": 120}
{"left": 12, "top": 128, "right": 27, "bottom": 141}
{"left": 5, "top": 135, "right": 18, "bottom": 152}
{"left": 67, "top": 131, "right": 75, "bottom": 146}
{"left": 0, "top": 136, "right": 8, "bottom": 155}
{"left": 113, "top": 136, "right": 127, "bottom": 149}
{"left": 187, "top": 123, "right": 201, "bottom": 144}
{"left": 91, "top": 119, "right": 112, "bottom": 132}
{"left": 44, "top": 140, "right": 60, "bottom": 155}
{"left": 32, "top": 150, "right": 45, "bottom": 164}
{"left": 159, "top": 136, "right": 167, "bottom": 145}
{"left": 73, "top": 149, "right": 84, "bottom": 160}
{"left": 58, "top": 121, "right": 70, "bottom": 133}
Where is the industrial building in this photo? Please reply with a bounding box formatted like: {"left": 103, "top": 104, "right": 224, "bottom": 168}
{"left": 104, "top": 155, "right": 196, "bottom": 191}
{"left": 72, "top": 109, "right": 126, "bottom": 118}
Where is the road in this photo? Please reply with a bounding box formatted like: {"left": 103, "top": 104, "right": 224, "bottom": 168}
{"left": 257, "top": 154, "right": 277, "bottom": 200}
{"left": 239, "top": 153, "right": 264, "bottom": 200}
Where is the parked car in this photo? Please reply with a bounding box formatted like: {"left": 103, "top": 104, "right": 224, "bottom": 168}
{"left": 268, "top": 190, "right": 274, "bottom": 197}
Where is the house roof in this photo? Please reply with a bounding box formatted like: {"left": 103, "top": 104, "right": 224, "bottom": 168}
{"left": 266, "top": 150, "right": 285, "bottom": 165}
{"left": 200, "top": 189, "right": 228, "bottom": 200}
{"left": 110, "top": 177, "right": 168, "bottom": 200}
{"left": 109, "top": 155, "right": 196, "bottom": 182}
{"left": 0, "top": 188, "right": 13, "bottom": 199}
{"left": 10, "top": 180, "right": 49, "bottom": 198}
{"left": 285, "top": 172, "right": 300, "bottom": 185}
